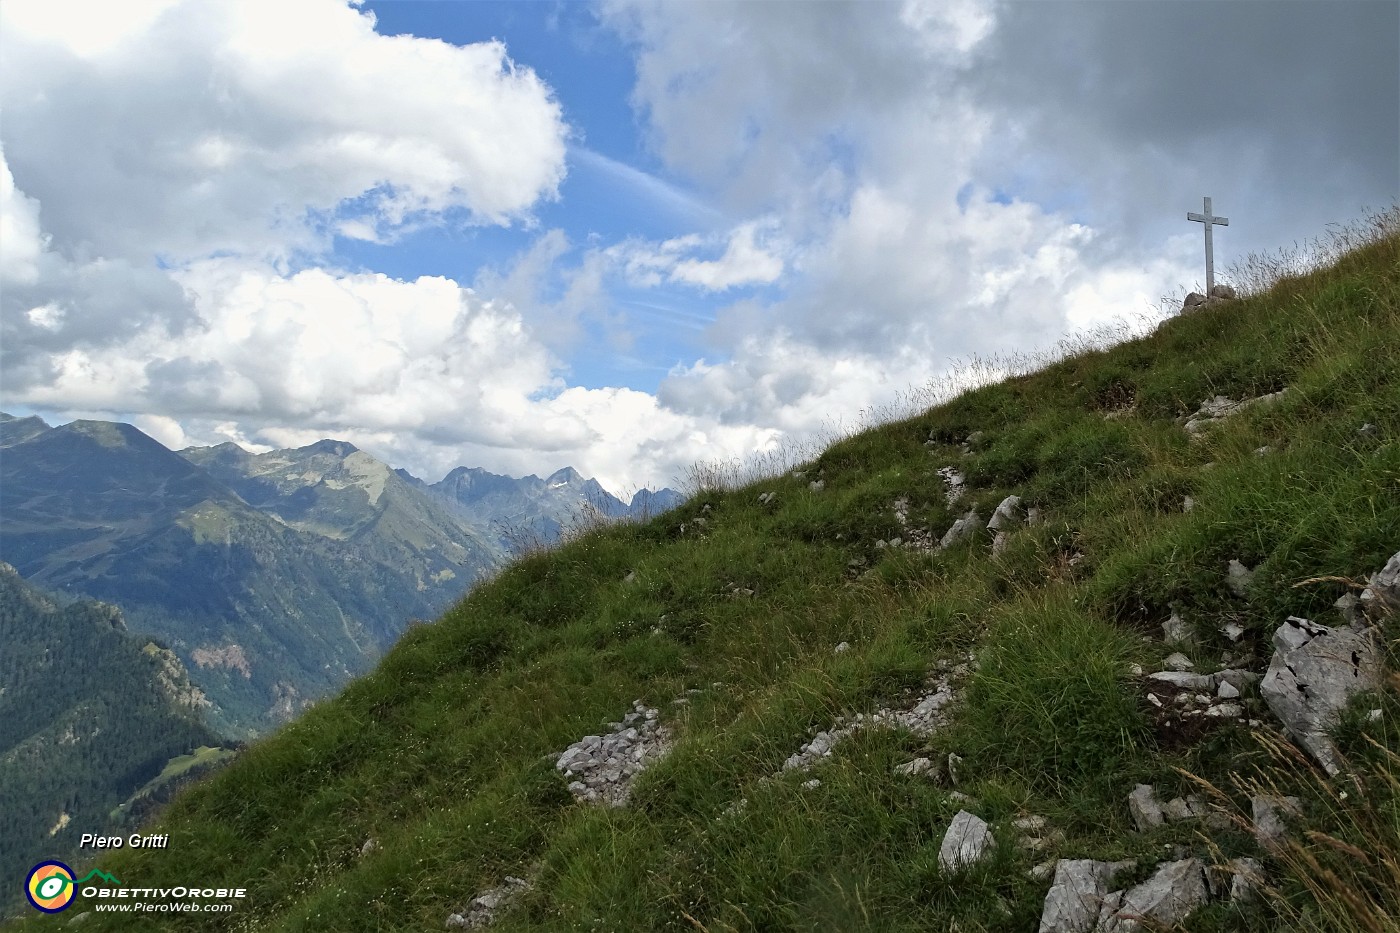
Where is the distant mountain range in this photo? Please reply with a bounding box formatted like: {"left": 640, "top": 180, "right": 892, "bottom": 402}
{"left": 0, "top": 412, "right": 682, "bottom": 736}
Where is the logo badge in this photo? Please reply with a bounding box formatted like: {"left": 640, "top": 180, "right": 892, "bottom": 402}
{"left": 26, "top": 861, "right": 76, "bottom": 913}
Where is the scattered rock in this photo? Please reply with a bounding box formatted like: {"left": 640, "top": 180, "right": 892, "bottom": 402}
{"left": 360, "top": 838, "right": 379, "bottom": 857}
{"left": 809, "top": 480, "right": 825, "bottom": 492}
{"left": 936, "top": 466, "right": 966, "bottom": 506}
{"left": 446, "top": 876, "right": 531, "bottom": 929}
{"left": 1216, "top": 680, "right": 1240, "bottom": 700}
{"left": 1251, "top": 795, "right": 1302, "bottom": 851}
{"left": 1206, "top": 857, "right": 1263, "bottom": 903}
{"left": 1163, "top": 653, "right": 1194, "bottom": 671}
{"left": 1184, "top": 389, "right": 1289, "bottom": 434}
{"left": 987, "top": 495, "right": 1025, "bottom": 531}
{"left": 894, "top": 757, "right": 935, "bottom": 778}
{"left": 801, "top": 779, "right": 822, "bottom": 790}
{"left": 1209, "top": 284, "right": 1237, "bottom": 300}
{"left": 1260, "top": 613, "right": 1381, "bottom": 774}
{"left": 780, "top": 668, "right": 961, "bottom": 774}
{"left": 1037, "top": 859, "right": 1136, "bottom": 933}
{"left": 757, "top": 491, "right": 776, "bottom": 505}
{"left": 1162, "top": 611, "right": 1195, "bottom": 646}
{"left": 1359, "top": 550, "right": 1400, "bottom": 621}
{"left": 1128, "top": 784, "right": 1164, "bottom": 831}
{"left": 1227, "top": 857, "right": 1263, "bottom": 902}
{"left": 939, "top": 511, "right": 982, "bottom": 550}
{"left": 1358, "top": 422, "right": 1378, "bottom": 437}
{"left": 947, "top": 751, "right": 964, "bottom": 786}
{"left": 938, "top": 810, "right": 996, "bottom": 871}
{"left": 1097, "top": 858, "right": 1209, "bottom": 933}
{"left": 1147, "top": 671, "right": 1215, "bottom": 691}
{"left": 1220, "top": 620, "right": 1245, "bottom": 642}
{"left": 833, "top": 641, "right": 851, "bottom": 654}
{"left": 1226, "top": 560, "right": 1254, "bottom": 598}
{"left": 992, "top": 531, "right": 1010, "bottom": 556}
{"left": 555, "top": 701, "right": 673, "bottom": 806}
{"left": 1182, "top": 495, "right": 1195, "bottom": 513}
{"left": 1161, "top": 797, "right": 1198, "bottom": 823}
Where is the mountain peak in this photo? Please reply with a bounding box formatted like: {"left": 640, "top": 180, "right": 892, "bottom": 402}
{"left": 545, "top": 466, "right": 583, "bottom": 487}
{"left": 300, "top": 439, "right": 359, "bottom": 458}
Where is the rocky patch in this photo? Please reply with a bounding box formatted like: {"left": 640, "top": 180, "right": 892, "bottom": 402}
{"left": 782, "top": 660, "right": 968, "bottom": 775}
{"left": 555, "top": 701, "right": 673, "bottom": 806}
{"left": 1182, "top": 387, "right": 1290, "bottom": 435}
{"left": 446, "top": 876, "right": 531, "bottom": 929}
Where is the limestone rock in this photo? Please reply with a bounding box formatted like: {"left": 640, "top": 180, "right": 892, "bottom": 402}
{"left": 1162, "top": 611, "right": 1195, "bottom": 645}
{"left": 1128, "top": 784, "right": 1164, "bottom": 831}
{"left": 938, "top": 810, "right": 995, "bottom": 871}
{"left": 987, "top": 495, "right": 1025, "bottom": 531}
{"left": 1097, "top": 858, "right": 1209, "bottom": 933}
{"left": 1226, "top": 560, "right": 1254, "bottom": 598}
{"left": 1184, "top": 389, "right": 1289, "bottom": 434}
{"left": 894, "top": 757, "right": 935, "bottom": 778}
{"left": 555, "top": 701, "right": 672, "bottom": 806}
{"left": 447, "top": 876, "right": 531, "bottom": 929}
{"left": 1359, "top": 550, "right": 1400, "bottom": 621}
{"left": 939, "top": 510, "right": 982, "bottom": 550}
{"left": 1037, "top": 859, "right": 1136, "bottom": 933}
{"left": 781, "top": 669, "right": 960, "bottom": 774}
{"left": 1147, "top": 671, "right": 1215, "bottom": 691}
{"left": 1209, "top": 284, "right": 1237, "bottom": 300}
{"left": 1260, "top": 615, "right": 1381, "bottom": 774}
{"left": 936, "top": 466, "right": 966, "bottom": 506}
{"left": 1251, "top": 795, "right": 1302, "bottom": 851}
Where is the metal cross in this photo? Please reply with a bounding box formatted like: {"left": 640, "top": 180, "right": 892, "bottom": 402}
{"left": 1187, "top": 196, "right": 1229, "bottom": 294}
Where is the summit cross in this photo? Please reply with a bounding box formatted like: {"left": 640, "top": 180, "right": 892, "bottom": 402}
{"left": 1187, "top": 196, "right": 1229, "bottom": 294}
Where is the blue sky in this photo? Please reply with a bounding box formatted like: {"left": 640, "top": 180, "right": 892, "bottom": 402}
{"left": 1, "top": 0, "right": 1395, "bottom": 492}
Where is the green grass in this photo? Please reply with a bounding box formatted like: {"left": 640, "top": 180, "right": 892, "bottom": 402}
{"left": 108, "top": 746, "right": 239, "bottom": 821}
{"left": 9, "top": 209, "right": 1398, "bottom": 931}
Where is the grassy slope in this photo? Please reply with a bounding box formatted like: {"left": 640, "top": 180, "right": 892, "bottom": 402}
{"left": 15, "top": 217, "right": 1399, "bottom": 932}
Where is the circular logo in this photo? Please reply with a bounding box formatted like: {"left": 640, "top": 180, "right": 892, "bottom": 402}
{"left": 26, "top": 861, "right": 76, "bottom": 913}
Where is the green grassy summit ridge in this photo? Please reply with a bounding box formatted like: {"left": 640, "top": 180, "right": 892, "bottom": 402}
{"left": 18, "top": 211, "right": 1399, "bottom": 931}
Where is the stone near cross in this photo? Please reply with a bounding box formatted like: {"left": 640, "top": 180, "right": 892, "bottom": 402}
{"left": 1187, "top": 196, "right": 1229, "bottom": 294}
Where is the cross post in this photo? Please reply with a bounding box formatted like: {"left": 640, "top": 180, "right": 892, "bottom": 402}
{"left": 1186, "top": 196, "right": 1229, "bottom": 294}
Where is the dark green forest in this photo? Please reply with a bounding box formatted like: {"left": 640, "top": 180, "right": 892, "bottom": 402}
{"left": 0, "top": 564, "right": 234, "bottom": 898}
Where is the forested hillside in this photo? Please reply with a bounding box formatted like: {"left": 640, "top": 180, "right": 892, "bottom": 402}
{"left": 0, "top": 564, "right": 233, "bottom": 899}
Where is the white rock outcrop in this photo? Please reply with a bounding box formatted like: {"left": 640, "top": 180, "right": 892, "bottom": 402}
{"left": 937, "top": 810, "right": 996, "bottom": 871}
{"left": 1259, "top": 614, "right": 1381, "bottom": 774}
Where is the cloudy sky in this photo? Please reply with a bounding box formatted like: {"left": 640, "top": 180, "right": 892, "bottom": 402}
{"left": 1, "top": 0, "right": 1395, "bottom": 494}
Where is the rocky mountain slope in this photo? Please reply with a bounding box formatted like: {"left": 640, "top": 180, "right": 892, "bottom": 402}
{"left": 10, "top": 211, "right": 1397, "bottom": 932}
